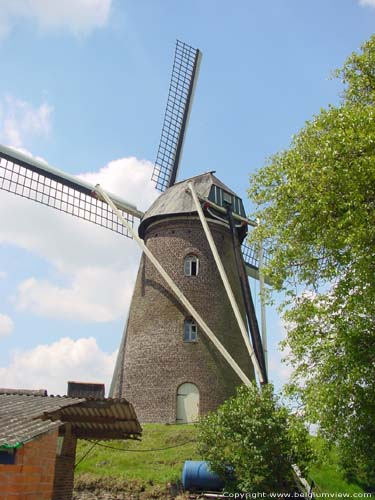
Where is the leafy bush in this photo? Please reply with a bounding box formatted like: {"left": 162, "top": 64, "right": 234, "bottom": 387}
{"left": 197, "top": 384, "right": 312, "bottom": 493}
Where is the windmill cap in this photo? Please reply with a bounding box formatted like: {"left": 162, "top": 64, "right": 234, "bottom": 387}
{"left": 139, "top": 172, "right": 246, "bottom": 239}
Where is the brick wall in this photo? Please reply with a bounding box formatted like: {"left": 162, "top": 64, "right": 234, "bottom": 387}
{"left": 0, "top": 428, "right": 58, "bottom": 499}
{"left": 112, "top": 216, "right": 255, "bottom": 422}
{"left": 52, "top": 428, "right": 77, "bottom": 500}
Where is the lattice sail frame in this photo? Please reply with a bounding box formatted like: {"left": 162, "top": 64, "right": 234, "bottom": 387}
{"left": 241, "top": 241, "right": 259, "bottom": 270}
{"left": 0, "top": 146, "right": 267, "bottom": 278}
{"left": 0, "top": 146, "right": 142, "bottom": 238}
{"left": 241, "top": 239, "right": 270, "bottom": 280}
{"left": 152, "top": 40, "right": 202, "bottom": 191}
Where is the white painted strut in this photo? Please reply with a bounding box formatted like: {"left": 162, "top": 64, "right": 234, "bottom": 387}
{"left": 94, "top": 184, "right": 252, "bottom": 387}
{"left": 188, "top": 182, "right": 264, "bottom": 384}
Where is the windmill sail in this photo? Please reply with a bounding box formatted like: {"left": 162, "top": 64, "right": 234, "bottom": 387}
{"left": 242, "top": 240, "right": 270, "bottom": 283}
{"left": 152, "top": 40, "right": 202, "bottom": 191}
{"left": 0, "top": 145, "right": 143, "bottom": 237}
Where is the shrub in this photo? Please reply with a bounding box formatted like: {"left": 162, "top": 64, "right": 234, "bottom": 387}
{"left": 197, "top": 383, "right": 312, "bottom": 493}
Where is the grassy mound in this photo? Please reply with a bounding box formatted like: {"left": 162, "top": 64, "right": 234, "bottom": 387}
{"left": 74, "top": 423, "right": 198, "bottom": 497}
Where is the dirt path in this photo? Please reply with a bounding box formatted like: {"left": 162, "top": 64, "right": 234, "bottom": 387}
{"left": 73, "top": 491, "right": 190, "bottom": 500}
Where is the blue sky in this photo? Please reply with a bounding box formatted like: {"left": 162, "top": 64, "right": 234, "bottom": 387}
{"left": 0, "top": 0, "right": 373, "bottom": 395}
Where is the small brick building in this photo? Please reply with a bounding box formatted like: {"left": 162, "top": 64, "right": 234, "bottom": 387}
{"left": 0, "top": 390, "right": 141, "bottom": 500}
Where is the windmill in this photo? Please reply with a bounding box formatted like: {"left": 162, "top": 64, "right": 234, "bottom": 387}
{"left": 0, "top": 40, "right": 268, "bottom": 423}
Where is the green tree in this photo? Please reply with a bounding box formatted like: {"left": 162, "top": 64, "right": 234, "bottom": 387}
{"left": 197, "top": 384, "right": 312, "bottom": 493}
{"left": 248, "top": 36, "right": 375, "bottom": 486}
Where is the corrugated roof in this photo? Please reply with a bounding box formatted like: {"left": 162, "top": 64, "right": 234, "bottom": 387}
{"left": 0, "top": 394, "right": 141, "bottom": 448}
{"left": 43, "top": 399, "right": 141, "bottom": 440}
{"left": 0, "top": 388, "right": 47, "bottom": 396}
{"left": 0, "top": 394, "right": 83, "bottom": 448}
{"left": 139, "top": 172, "right": 239, "bottom": 238}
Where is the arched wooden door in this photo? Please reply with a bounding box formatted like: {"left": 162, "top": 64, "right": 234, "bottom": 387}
{"left": 176, "top": 383, "right": 199, "bottom": 423}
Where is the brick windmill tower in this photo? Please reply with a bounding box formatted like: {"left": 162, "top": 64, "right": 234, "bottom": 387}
{"left": 109, "top": 41, "right": 268, "bottom": 422}
{"left": 110, "top": 172, "right": 267, "bottom": 423}
{"left": 0, "top": 41, "right": 268, "bottom": 424}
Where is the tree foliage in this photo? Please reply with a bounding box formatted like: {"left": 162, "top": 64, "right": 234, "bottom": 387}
{"left": 197, "top": 384, "right": 312, "bottom": 493}
{"left": 248, "top": 36, "right": 375, "bottom": 486}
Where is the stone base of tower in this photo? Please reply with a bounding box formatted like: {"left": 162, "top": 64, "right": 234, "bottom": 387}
{"left": 116, "top": 333, "right": 248, "bottom": 424}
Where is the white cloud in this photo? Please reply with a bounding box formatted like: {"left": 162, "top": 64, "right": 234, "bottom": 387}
{"left": 0, "top": 13, "right": 11, "bottom": 39}
{"left": 16, "top": 267, "right": 135, "bottom": 323}
{"left": 0, "top": 313, "right": 14, "bottom": 337}
{"left": 0, "top": 96, "right": 53, "bottom": 148}
{"left": 0, "top": 337, "right": 116, "bottom": 395}
{"left": 0, "top": 0, "right": 111, "bottom": 39}
{"left": 269, "top": 352, "right": 293, "bottom": 385}
{"left": 77, "top": 156, "right": 157, "bottom": 213}
{"left": 267, "top": 318, "right": 293, "bottom": 386}
{"left": 359, "top": 0, "right": 375, "bottom": 7}
{"left": 5, "top": 145, "right": 48, "bottom": 164}
{"left": 0, "top": 271, "right": 7, "bottom": 280}
{"left": 0, "top": 153, "right": 158, "bottom": 323}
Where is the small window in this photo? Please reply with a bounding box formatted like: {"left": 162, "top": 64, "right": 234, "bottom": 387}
{"left": 0, "top": 449, "right": 15, "bottom": 464}
{"left": 222, "top": 191, "right": 232, "bottom": 205}
{"left": 184, "top": 319, "right": 198, "bottom": 342}
{"left": 184, "top": 254, "right": 199, "bottom": 276}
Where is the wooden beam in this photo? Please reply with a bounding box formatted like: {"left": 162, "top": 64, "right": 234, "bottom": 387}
{"left": 55, "top": 415, "right": 132, "bottom": 424}
{"left": 44, "top": 412, "right": 140, "bottom": 427}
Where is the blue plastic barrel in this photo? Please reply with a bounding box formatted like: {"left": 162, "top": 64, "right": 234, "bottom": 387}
{"left": 182, "top": 460, "right": 225, "bottom": 491}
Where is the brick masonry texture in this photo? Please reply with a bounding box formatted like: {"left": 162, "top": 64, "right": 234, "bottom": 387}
{"left": 0, "top": 428, "right": 78, "bottom": 500}
{"left": 0, "top": 429, "right": 58, "bottom": 499}
{"left": 112, "top": 216, "right": 255, "bottom": 422}
{"left": 53, "top": 430, "right": 77, "bottom": 500}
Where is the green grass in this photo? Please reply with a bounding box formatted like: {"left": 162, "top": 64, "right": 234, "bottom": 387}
{"left": 75, "top": 423, "right": 199, "bottom": 488}
{"left": 309, "top": 464, "right": 365, "bottom": 496}
{"left": 74, "top": 425, "right": 369, "bottom": 497}
{"left": 308, "top": 437, "right": 366, "bottom": 496}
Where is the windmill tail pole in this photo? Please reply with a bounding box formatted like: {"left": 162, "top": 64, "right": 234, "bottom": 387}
{"left": 94, "top": 184, "right": 252, "bottom": 388}
{"left": 226, "top": 207, "right": 268, "bottom": 384}
{"left": 187, "top": 182, "right": 264, "bottom": 385}
{"left": 257, "top": 232, "right": 268, "bottom": 374}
